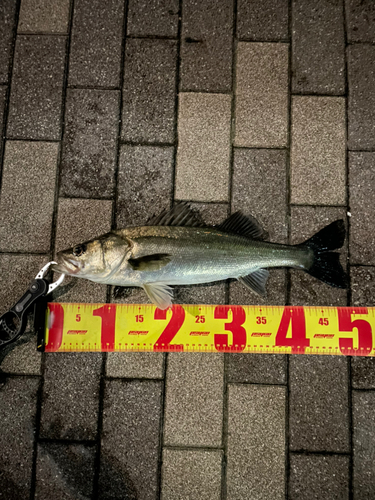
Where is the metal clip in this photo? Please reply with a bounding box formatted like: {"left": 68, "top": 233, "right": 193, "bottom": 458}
{"left": 0, "top": 262, "right": 65, "bottom": 348}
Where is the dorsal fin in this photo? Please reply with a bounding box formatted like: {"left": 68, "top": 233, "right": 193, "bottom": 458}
{"left": 147, "top": 202, "right": 205, "bottom": 227}
{"left": 216, "top": 212, "right": 268, "bottom": 240}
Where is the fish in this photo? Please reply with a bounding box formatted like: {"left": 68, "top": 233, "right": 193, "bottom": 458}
{"left": 53, "top": 203, "right": 348, "bottom": 309}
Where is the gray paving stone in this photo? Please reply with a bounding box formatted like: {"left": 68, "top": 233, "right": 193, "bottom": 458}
{"left": 289, "top": 356, "right": 349, "bottom": 452}
{"left": 291, "top": 97, "right": 346, "bottom": 205}
{"left": 353, "top": 391, "right": 375, "bottom": 499}
{"left": 175, "top": 93, "right": 231, "bottom": 202}
{"left": 187, "top": 202, "right": 229, "bottom": 225}
{"left": 346, "top": 0, "right": 375, "bottom": 43}
{"left": 290, "top": 206, "right": 348, "bottom": 306}
{"left": 164, "top": 353, "right": 224, "bottom": 447}
{"left": 0, "top": 141, "right": 58, "bottom": 252}
{"left": 292, "top": 0, "right": 345, "bottom": 94}
{"left": 69, "top": 0, "right": 125, "bottom": 87}
{"left": 127, "top": 0, "right": 179, "bottom": 37}
{"left": 348, "top": 44, "right": 375, "bottom": 150}
{"left": 232, "top": 148, "right": 288, "bottom": 243}
{"left": 237, "top": 0, "right": 289, "bottom": 41}
{"left": 35, "top": 442, "right": 95, "bottom": 500}
{"left": 99, "top": 379, "right": 162, "bottom": 500}
{"left": 161, "top": 449, "right": 222, "bottom": 500}
{"left": 174, "top": 282, "right": 226, "bottom": 305}
{"left": 351, "top": 266, "right": 375, "bottom": 307}
{"left": 122, "top": 39, "right": 177, "bottom": 143}
{"left": 227, "top": 352, "right": 286, "bottom": 384}
{"left": 180, "top": 0, "right": 233, "bottom": 92}
{"left": 106, "top": 352, "right": 164, "bottom": 378}
{"left": 0, "top": 0, "right": 17, "bottom": 84}
{"left": 18, "top": 0, "right": 70, "bottom": 33}
{"left": 40, "top": 352, "right": 102, "bottom": 440}
{"left": 0, "top": 86, "right": 6, "bottom": 158}
{"left": 0, "top": 377, "right": 39, "bottom": 499}
{"left": 117, "top": 145, "right": 174, "bottom": 228}
{"left": 289, "top": 454, "right": 350, "bottom": 500}
{"left": 349, "top": 153, "right": 375, "bottom": 265}
{"left": 352, "top": 357, "right": 375, "bottom": 390}
{"left": 7, "top": 35, "right": 66, "bottom": 140}
{"left": 227, "top": 384, "right": 286, "bottom": 500}
{"left": 235, "top": 42, "right": 289, "bottom": 148}
{"left": 1, "top": 336, "right": 42, "bottom": 375}
{"left": 53, "top": 198, "right": 113, "bottom": 303}
{"left": 60, "top": 89, "right": 120, "bottom": 198}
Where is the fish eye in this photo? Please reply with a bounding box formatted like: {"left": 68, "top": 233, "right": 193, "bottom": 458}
{"left": 72, "top": 244, "right": 87, "bottom": 257}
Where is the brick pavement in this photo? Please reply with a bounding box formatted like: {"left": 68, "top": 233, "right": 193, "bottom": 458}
{"left": 0, "top": 1, "right": 374, "bottom": 499}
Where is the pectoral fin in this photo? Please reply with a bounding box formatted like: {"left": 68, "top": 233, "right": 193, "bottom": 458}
{"left": 143, "top": 283, "right": 173, "bottom": 310}
{"left": 238, "top": 269, "right": 269, "bottom": 296}
{"left": 128, "top": 254, "right": 171, "bottom": 272}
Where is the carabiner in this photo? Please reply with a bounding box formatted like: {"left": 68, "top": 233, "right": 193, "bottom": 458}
{"left": 0, "top": 262, "right": 65, "bottom": 348}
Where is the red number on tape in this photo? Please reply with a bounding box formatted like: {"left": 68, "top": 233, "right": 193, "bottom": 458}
{"left": 45, "top": 303, "right": 64, "bottom": 352}
{"left": 338, "top": 308, "right": 372, "bottom": 355}
{"left": 93, "top": 305, "right": 116, "bottom": 351}
{"left": 275, "top": 306, "right": 309, "bottom": 354}
{"left": 154, "top": 305, "right": 185, "bottom": 352}
{"left": 214, "top": 306, "right": 246, "bottom": 352}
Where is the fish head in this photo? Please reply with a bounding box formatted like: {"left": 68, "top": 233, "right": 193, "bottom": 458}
{"left": 53, "top": 233, "right": 130, "bottom": 280}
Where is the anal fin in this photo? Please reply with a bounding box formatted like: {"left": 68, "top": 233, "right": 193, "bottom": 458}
{"left": 143, "top": 283, "right": 173, "bottom": 310}
{"left": 238, "top": 269, "right": 269, "bottom": 296}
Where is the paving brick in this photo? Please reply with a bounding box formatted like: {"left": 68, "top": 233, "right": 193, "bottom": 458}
{"left": 180, "top": 0, "right": 233, "bottom": 92}
{"left": 122, "top": 39, "right": 177, "bottom": 143}
{"left": 117, "top": 145, "right": 174, "bottom": 228}
{"left": 227, "top": 384, "right": 286, "bottom": 500}
{"left": 175, "top": 93, "right": 231, "bottom": 202}
{"left": 60, "top": 89, "right": 120, "bottom": 198}
{"left": 0, "top": 86, "right": 6, "bottom": 158}
{"left": 40, "top": 352, "right": 102, "bottom": 440}
{"left": 235, "top": 42, "right": 289, "bottom": 148}
{"left": 0, "top": 0, "right": 17, "bottom": 84}
{"left": 289, "top": 454, "right": 350, "bottom": 500}
{"left": 69, "top": 0, "right": 125, "bottom": 87}
{"left": 291, "top": 97, "right": 346, "bottom": 205}
{"left": 348, "top": 44, "right": 375, "bottom": 150}
{"left": 0, "top": 141, "right": 58, "bottom": 252}
{"left": 127, "top": 0, "right": 179, "bottom": 37}
{"left": 349, "top": 153, "right": 375, "bottom": 264}
{"left": 0, "top": 336, "right": 42, "bottom": 375}
{"left": 164, "top": 353, "right": 224, "bottom": 446}
{"left": 289, "top": 356, "right": 349, "bottom": 452}
{"left": 106, "top": 352, "right": 164, "bottom": 378}
{"left": 35, "top": 442, "right": 95, "bottom": 500}
{"left": 292, "top": 0, "right": 345, "bottom": 94}
{"left": 290, "top": 206, "right": 348, "bottom": 306}
{"left": 0, "top": 377, "right": 39, "bottom": 499}
{"left": 351, "top": 266, "right": 375, "bottom": 307}
{"left": 53, "top": 198, "right": 113, "bottom": 303}
{"left": 99, "top": 379, "right": 162, "bottom": 500}
{"left": 232, "top": 148, "right": 288, "bottom": 242}
{"left": 237, "top": 0, "right": 288, "bottom": 41}
{"left": 353, "top": 391, "right": 375, "bottom": 499}
{"left": 175, "top": 282, "right": 226, "bottom": 305}
{"left": 227, "top": 352, "right": 286, "bottom": 384}
{"left": 346, "top": 0, "right": 375, "bottom": 43}
{"left": 352, "top": 358, "right": 375, "bottom": 390}
{"left": 7, "top": 35, "right": 65, "bottom": 140}
{"left": 161, "top": 449, "right": 222, "bottom": 500}
{"left": 18, "top": 0, "right": 70, "bottom": 33}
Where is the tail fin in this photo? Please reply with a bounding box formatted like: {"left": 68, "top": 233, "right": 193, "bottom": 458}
{"left": 300, "top": 220, "right": 348, "bottom": 289}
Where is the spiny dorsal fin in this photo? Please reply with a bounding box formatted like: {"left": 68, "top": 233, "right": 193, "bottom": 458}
{"left": 128, "top": 254, "right": 171, "bottom": 271}
{"left": 147, "top": 202, "right": 205, "bottom": 227}
{"left": 238, "top": 269, "right": 269, "bottom": 296}
{"left": 217, "top": 212, "right": 268, "bottom": 240}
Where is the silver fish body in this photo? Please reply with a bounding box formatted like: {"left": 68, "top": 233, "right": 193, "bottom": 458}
{"left": 53, "top": 204, "right": 347, "bottom": 308}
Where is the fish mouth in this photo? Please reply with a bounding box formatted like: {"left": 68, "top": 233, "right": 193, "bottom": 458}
{"left": 53, "top": 255, "right": 81, "bottom": 275}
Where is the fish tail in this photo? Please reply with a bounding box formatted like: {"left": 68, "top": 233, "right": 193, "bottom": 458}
{"left": 299, "top": 219, "right": 348, "bottom": 288}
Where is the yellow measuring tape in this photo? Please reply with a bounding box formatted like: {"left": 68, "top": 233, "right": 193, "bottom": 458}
{"left": 39, "top": 303, "right": 375, "bottom": 356}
